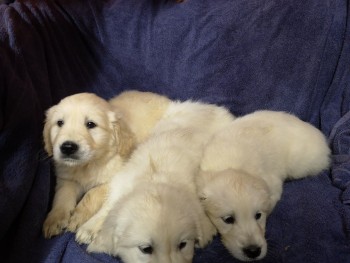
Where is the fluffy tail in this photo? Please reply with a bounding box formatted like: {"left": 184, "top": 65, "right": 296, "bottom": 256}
{"left": 286, "top": 131, "right": 331, "bottom": 180}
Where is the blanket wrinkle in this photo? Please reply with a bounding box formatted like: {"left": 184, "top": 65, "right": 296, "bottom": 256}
{"left": 329, "top": 111, "right": 350, "bottom": 204}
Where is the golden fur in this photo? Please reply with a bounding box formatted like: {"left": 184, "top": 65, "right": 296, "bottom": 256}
{"left": 42, "top": 93, "right": 135, "bottom": 238}
{"left": 197, "top": 110, "right": 331, "bottom": 261}
{"left": 75, "top": 96, "right": 236, "bottom": 263}
{"left": 109, "top": 90, "right": 171, "bottom": 144}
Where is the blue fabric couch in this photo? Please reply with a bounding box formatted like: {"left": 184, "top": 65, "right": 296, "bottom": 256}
{"left": 0, "top": 0, "right": 349, "bottom": 262}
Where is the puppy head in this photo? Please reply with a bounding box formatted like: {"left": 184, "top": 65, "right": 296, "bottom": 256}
{"left": 198, "top": 169, "right": 272, "bottom": 262}
{"left": 43, "top": 93, "right": 134, "bottom": 166}
{"left": 88, "top": 183, "right": 215, "bottom": 263}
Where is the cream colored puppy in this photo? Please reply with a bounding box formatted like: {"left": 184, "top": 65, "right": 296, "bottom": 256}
{"left": 197, "top": 110, "right": 331, "bottom": 261}
{"left": 76, "top": 98, "right": 236, "bottom": 263}
{"left": 42, "top": 93, "right": 135, "bottom": 238}
{"left": 91, "top": 180, "right": 211, "bottom": 263}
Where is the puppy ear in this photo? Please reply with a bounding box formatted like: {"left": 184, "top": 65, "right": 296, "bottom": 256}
{"left": 108, "top": 111, "right": 135, "bottom": 158}
{"left": 266, "top": 198, "right": 274, "bottom": 215}
{"left": 266, "top": 192, "right": 278, "bottom": 215}
{"left": 254, "top": 179, "right": 275, "bottom": 215}
{"left": 43, "top": 107, "right": 55, "bottom": 156}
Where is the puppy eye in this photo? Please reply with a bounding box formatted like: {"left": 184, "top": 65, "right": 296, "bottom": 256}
{"left": 178, "top": 241, "right": 187, "bottom": 250}
{"left": 86, "top": 121, "right": 97, "bottom": 129}
{"left": 57, "top": 120, "right": 64, "bottom": 127}
{"left": 222, "top": 215, "right": 235, "bottom": 224}
{"left": 255, "top": 212, "right": 262, "bottom": 220}
{"left": 138, "top": 245, "right": 153, "bottom": 255}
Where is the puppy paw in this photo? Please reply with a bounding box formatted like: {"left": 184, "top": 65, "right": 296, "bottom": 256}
{"left": 67, "top": 210, "right": 89, "bottom": 233}
{"left": 86, "top": 224, "right": 118, "bottom": 254}
{"left": 43, "top": 209, "right": 71, "bottom": 238}
{"left": 75, "top": 220, "right": 100, "bottom": 244}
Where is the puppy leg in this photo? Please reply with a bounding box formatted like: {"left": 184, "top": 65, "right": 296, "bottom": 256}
{"left": 75, "top": 198, "right": 113, "bottom": 244}
{"left": 43, "top": 179, "right": 81, "bottom": 238}
{"left": 67, "top": 184, "right": 108, "bottom": 233}
{"left": 76, "top": 175, "right": 137, "bottom": 245}
{"left": 75, "top": 181, "right": 128, "bottom": 244}
{"left": 76, "top": 162, "right": 143, "bottom": 244}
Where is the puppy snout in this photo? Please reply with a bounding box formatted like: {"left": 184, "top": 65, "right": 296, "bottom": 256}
{"left": 242, "top": 245, "right": 261, "bottom": 259}
{"left": 60, "top": 141, "right": 79, "bottom": 155}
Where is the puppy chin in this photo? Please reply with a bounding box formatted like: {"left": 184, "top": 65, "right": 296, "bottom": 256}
{"left": 53, "top": 150, "right": 94, "bottom": 167}
{"left": 58, "top": 157, "right": 85, "bottom": 167}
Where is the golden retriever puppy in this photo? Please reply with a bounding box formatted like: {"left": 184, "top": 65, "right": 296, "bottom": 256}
{"left": 76, "top": 98, "right": 236, "bottom": 263}
{"left": 42, "top": 93, "right": 135, "bottom": 238}
{"left": 91, "top": 183, "right": 209, "bottom": 263}
{"left": 197, "top": 110, "right": 331, "bottom": 261}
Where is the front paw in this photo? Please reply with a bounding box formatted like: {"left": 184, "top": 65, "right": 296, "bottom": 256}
{"left": 67, "top": 209, "right": 90, "bottom": 233}
{"left": 43, "top": 209, "right": 71, "bottom": 238}
{"left": 75, "top": 220, "right": 100, "bottom": 245}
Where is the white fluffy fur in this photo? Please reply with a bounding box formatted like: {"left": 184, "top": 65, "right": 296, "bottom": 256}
{"left": 75, "top": 97, "right": 235, "bottom": 263}
{"left": 42, "top": 93, "right": 135, "bottom": 238}
{"left": 197, "top": 110, "right": 331, "bottom": 261}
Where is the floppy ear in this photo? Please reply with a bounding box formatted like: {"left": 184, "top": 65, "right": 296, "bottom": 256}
{"left": 43, "top": 107, "right": 55, "bottom": 156}
{"left": 266, "top": 198, "right": 274, "bottom": 216}
{"left": 108, "top": 111, "right": 135, "bottom": 158}
{"left": 253, "top": 178, "right": 275, "bottom": 215}
{"left": 266, "top": 191, "right": 277, "bottom": 215}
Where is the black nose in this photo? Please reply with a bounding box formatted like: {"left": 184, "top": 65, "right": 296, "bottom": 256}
{"left": 243, "top": 245, "right": 261, "bottom": 259}
{"left": 60, "top": 141, "right": 79, "bottom": 155}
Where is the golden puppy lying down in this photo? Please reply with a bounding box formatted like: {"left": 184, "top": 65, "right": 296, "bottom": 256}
{"left": 75, "top": 93, "right": 235, "bottom": 263}
{"left": 42, "top": 93, "right": 135, "bottom": 238}
{"left": 197, "top": 110, "right": 331, "bottom": 261}
{"left": 42, "top": 90, "right": 172, "bottom": 237}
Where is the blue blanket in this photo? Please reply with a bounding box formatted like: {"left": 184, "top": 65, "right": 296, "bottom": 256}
{"left": 0, "top": 0, "right": 349, "bottom": 262}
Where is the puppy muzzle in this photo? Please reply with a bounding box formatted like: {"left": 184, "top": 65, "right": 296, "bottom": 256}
{"left": 60, "top": 141, "right": 79, "bottom": 156}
